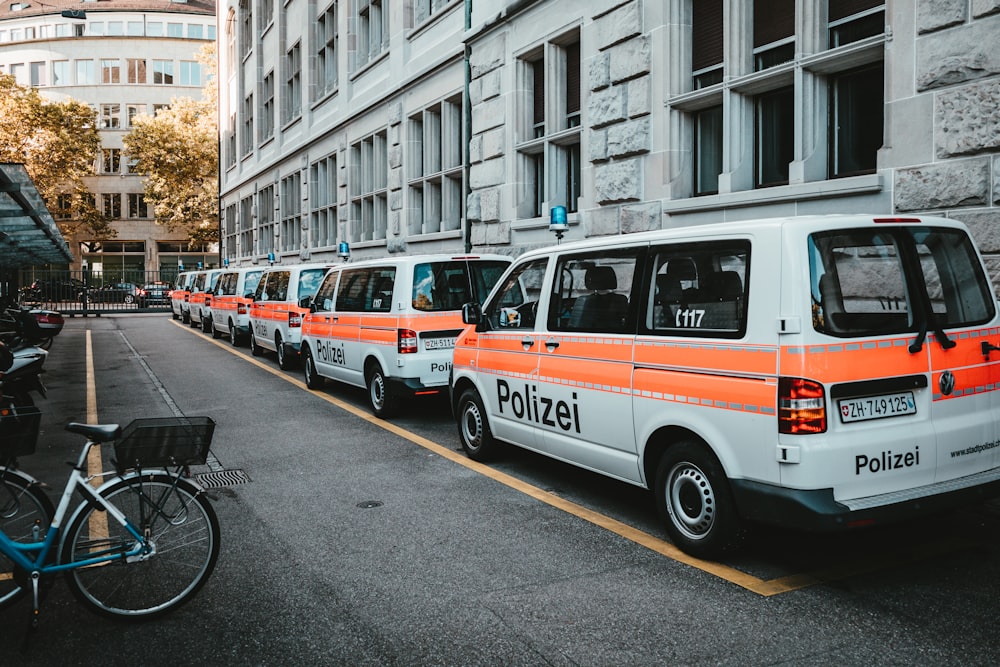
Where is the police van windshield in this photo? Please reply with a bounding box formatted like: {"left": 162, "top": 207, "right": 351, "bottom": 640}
{"left": 809, "top": 226, "right": 995, "bottom": 338}
{"left": 412, "top": 260, "right": 510, "bottom": 312}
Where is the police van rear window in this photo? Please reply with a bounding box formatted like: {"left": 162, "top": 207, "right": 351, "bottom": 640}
{"left": 412, "top": 260, "right": 510, "bottom": 312}
{"left": 809, "top": 227, "right": 995, "bottom": 337}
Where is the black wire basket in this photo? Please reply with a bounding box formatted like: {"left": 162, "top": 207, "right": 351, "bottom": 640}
{"left": 0, "top": 406, "right": 42, "bottom": 460}
{"left": 113, "top": 416, "right": 215, "bottom": 470}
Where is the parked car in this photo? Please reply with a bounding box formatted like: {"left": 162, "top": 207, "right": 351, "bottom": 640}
{"left": 20, "top": 278, "right": 85, "bottom": 302}
{"left": 139, "top": 282, "right": 172, "bottom": 307}
{"left": 86, "top": 283, "right": 142, "bottom": 304}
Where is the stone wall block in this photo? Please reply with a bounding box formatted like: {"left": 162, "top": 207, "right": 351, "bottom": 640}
{"left": 949, "top": 209, "right": 1000, "bottom": 253}
{"left": 589, "top": 128, "right": 608, "bottom": 162}
{"left": 471, "top": 220, "right": 511, "bottom": 245}
{"left": 621, "top": 201, "right": 662, "bottom": 234}
{"left": 481, "top": 127, "right": 505, "bottom": 161}
{"left": 894, "top": 159, "right": 990, "bottom": 210}
{"left": 469, "top": 135, "right": 484, "bottom": 163}
{"left": 917, "top": 18, "right": 1000, "bottom": 90}
{"left": 388, "top": 167, "right": 402, "bottom": 191}
{"left": 609, "top": 35, "right": 651, "bottom": 84}
{"left": 607, "top": 117, "right": 650, "bottom": 158}
{"left": 590, "top": 52, "right": 611, "bottom": 91}
{"left": 588, "top": 85, "right": 627, "bottom": 128}
{"left": 470, "top": 33, "right": 506, "bottom": 79}
{"left": 627, "top": 76, "right": 651, "bottom": 118}
{"left": 937, "top": 80, "right": 1000, "bottom": 157}
{"left": 480, "top": 187, "right": 501, "bottom": 222}
{"left": 594, "top": 0, "right": 641, "bottom": 50}
{"left": 917, "top": 0, "right": 968, "bottom": 33}
{"left": 481, "top": 69, "right": 502, "bottom": 101}
{"left": 472, "top": 96, "right": 506, "bottom": 134}
{"left": 585, "top": 206, "right": 621, "bottom": 237}
{"left": 388, "top": 102, "right": 403, "bottom": 126}
{"left": 389, "top": 190, "right": 402, "bottom": 211}
{"left": 973, "top": 0, "right": 1000, "bottom": 18}
{"left": 467, "top": 192, "right": 482, "bottom": 221}
{"left": 388, "top": 145, "right": 402, "bottom": 169}
{"left": 387, "top": 236, "right": 407, "bottom": 253}
{"left": 468, "top": 78, "right": 483, "bottom": 106}
{"left": 594, "top": 158, "right": 642, "bottom": 203}
{"left": 994, "top": 156, "right": 1000, "bottom": 204}
{"left": 470, "top": 157, "right": 505, "bottom": 189}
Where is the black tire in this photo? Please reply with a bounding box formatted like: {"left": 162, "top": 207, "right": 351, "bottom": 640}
{"left": 123, "top": 294, "right": 135, "bottom": 305}
{"left": 456, "top": 388, "right": 499, "bottom": 461}
{"left": 654, "top": 441, "right": 744, "bottom": 559}
{"left": 182, "top": 309, "right": 190, "bottom": 324}
{"left": 228, "top": 322, "right": 241, "bottom": 347}
{"left": 249, "top": 330, "right": 263, "bottom": 356}
{"left": 366, "top": 362, "right": 397, "bottom": 418}
{"left": 210, "top": 318, "right": 223, "bottom": 338}
{"left": 303, "top": 348, "right": 324, "bottom": 389}
{"left": 276, "top": 334, "right": 295, "bottom": 370}
{"left": 0, "top": 469, "right": 55, "bottom": 609}
{"left": 61, "top": 473, "right": 220, "bottom": 620}
{"left": 203, "top": 315, "right": 213, "bottom": 335}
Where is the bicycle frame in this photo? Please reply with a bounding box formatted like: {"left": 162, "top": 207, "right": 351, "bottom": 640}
{"left": 0, "top": 438, "right": 150, "bottom": 576}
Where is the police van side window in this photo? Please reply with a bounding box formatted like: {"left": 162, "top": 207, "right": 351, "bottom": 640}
{"left": 644, "top": 242, "right": 749, "bottom": 338}
{"left": 367, "top": 269, "right": 395, "bottom": 312}
{"left": 244, "top": 270, "right": 263, "bottom": 298}
{"left": 312, "top": 272, "right": 338, "bottom": 312}
{"left": 297, "top": 269, "right": 327, "bottom": 302}
{"left": 486, "top": 259, "right": 547, "bottom": 330}
{"left": 253, "top": 273, "right": 269, "bottom": 301}
{"left": 335, "top": 269, "right": 372, "bottom": 312}
{"left": 548, "top": 249, "right": 640, "bottom": 334}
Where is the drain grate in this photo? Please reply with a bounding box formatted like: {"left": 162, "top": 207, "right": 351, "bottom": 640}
{"left": 196, "top": 469, "right": 252, "bottom": 489}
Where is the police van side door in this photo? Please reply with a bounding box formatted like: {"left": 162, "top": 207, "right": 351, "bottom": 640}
{"left": 535, "top": 247, "right": 644, "bottom": 483}
{"left": 306, "top": 270, "right": 343, "bottom": 379}
{"left": 477, "top": 258, "right": 550, "bottom": 450}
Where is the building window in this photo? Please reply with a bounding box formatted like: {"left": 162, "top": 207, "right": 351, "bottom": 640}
{"left": 692, "top": 0, "right": 722, "bottom": 88}
{"left": 355, "top": 0, "right": 387, "bottom": 69}
{"left": 350, "top": 131, "right": 388, "bottom": 243}
{"left": 694, "top": 105, "right": 722, "bottom": 196}
{"left": 107, "top": 21, "right": 124, "bottom": 36}
{"left": 189, "top": 24, "right": 204, "bottom": 40}
{"left": 310, "top": 154, "right": 338, "bottom": 248}
{"left": 313, "top": 1, "right": 337, "bottom": 101}
{"left": 239, "top": 0, "right": 253, "bottom": 58}
{"left": 239, "top": 195, "right": 254, "bottom": 257}
{"left": 831, "top": 64, "right": 883, "bottom": 177}
{"left": 516, "top": 33, "right": 582, "bottom": 219}
{"left": 753, "top": 0, "right": 794, "bottom": 71}
{"left": 280, "top": 172, "right": 302, "bottom": 253}
{"left": 282, "top": 42, "right": 302, "bottom": 124}
{"left": 100, "top": 104, "right": 120, "bottom": 129}
{"left": 76, "top": 59, "right": 95, "bottom": 84}
{"left": 260, "top": 70, "right": 275, "bottom": 141}
{"left": 52, "top": 60, "right": 69, "bottom": 85}
{"left": 153, "top": 60, "right": 174, "bottom": 84}
{"left": 127, "top": 58, "right": 146, "bottom": 84}
{"left": 259, "top": 0, "right": 274, "bottom": 31}
{"left": 179, "top": 61, "right": 202, "bottom": 86}
{"left": 407, "top": 96, "right": 464, "bottom": 236}
{"left": 101, "top": 148, "right": 122, "bottom": 173}
{"left": 102, "top": 193, "right": 122, "bottom": 218}
{"left": 755, "top": 86, "right": 794, "bottom": 188}
{"left": 147, "top": 22, "right": 163, "bottom": 37}
{"left": 223, "top": 204, "right": 237, "bottom": 259}
{"left": 257, "top": 184, "right": 275, "bottom": 255}
{"left": 226, "top": 114, "right": 237, "bottom": 168}
{"left": 414, "top": 0, "right": 448, "bottom": 24}
{"left": 88, "top": 22, "right": 103, "bottom": 36}
{"left": 127, "top": 21, "right": 143, "bottom": 36}
{"left": 55, "top": 194, "right": 73, "bottom": 220}
{"left": 830, "top": 0, "right": 885, "bottom": 47}
{"left": 29, "top": 61, "right": 45, "bottom": 86}
{"left": 127, "top": 193, "right": 148, "bottom": 218}
{"left": 8, "top": 63, "right": 24, "bottom": 85}
{"left": 242, "top": 92, "right": 254, "bottom": 156}
{"left": 167, "top": 22, "right": 183, "bottom": 37}
{"left": 101, "top": 58, "right": 120, "bottom": 84}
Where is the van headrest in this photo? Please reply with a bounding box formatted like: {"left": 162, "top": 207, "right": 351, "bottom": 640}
{"left": 665, "top": 258, "right": 697, "bottom": 282}
{"left": 585, "top": 266, "right": 618, "bottom": 291}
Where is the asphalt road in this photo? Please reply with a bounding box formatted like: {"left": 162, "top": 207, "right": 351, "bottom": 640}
{"left": 2, "top": 313, "right": 1000, "bottom": 666}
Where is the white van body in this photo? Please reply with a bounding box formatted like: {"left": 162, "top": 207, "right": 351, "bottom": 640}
{"left": 170, "top": 271, "right": 196, "bottom": 321}
{"left": 210, "top": 267, "right": 265, "bottom": 345}
{"left": 248, "top": 263, "right": 333, "bottom": 369}
{"left": 300, "top": 254, "right": 511, "bottom": 417}
{"left": 451, "top": 214, "right": 1000, "bottom": 558}
{"left": 188, "top": 269, "right": 224, "bottom": 332}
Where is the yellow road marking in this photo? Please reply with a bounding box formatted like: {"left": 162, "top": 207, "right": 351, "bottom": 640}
{"left": 85, "top": 329, "right": 108, "bottom": 539}
{"left": 172, "top": 320, "right": 967, "bottom": 596}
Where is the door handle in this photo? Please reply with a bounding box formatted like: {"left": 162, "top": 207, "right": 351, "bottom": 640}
{"left": 521, "top": 337, "right": 535, "bottom": 350}
{"left": 545, "top": 338, "right": 560, "bottom": 351}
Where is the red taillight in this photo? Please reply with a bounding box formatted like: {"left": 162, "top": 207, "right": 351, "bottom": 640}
{"left": 238, "top": 303, "right": 247, "bottom": 315}
{"left": 778, "top": 377, "right": 826, "bottom": 434}
{"left": 289, "top": 311, "right": 302, "bottom": 328}
{"left": 398, "top": 328, "right": 418, "bottom": 354}
{"left": 873, "top": 217, "right": 921, "bottom": 223}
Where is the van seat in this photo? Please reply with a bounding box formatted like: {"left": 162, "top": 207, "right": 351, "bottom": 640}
{"left": 568, "top": 266, "right": 628, "bottom": 331}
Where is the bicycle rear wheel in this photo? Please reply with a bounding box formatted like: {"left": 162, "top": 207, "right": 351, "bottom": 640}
{"left": 61, "top": 473, "right": 220, "bottom": 620}
{"left": 0, "top": 467, "right": 54, "bottom": 608}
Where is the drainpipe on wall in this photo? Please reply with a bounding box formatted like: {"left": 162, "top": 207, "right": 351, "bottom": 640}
{"left": 463, "top": 0, "right": 473, "bottom": 253}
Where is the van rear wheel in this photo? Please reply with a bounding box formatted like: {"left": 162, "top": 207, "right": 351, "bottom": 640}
{"left": 249, "top": 331, "right": 263, "bottom": 356}
{"left": 276, "top": 333, "right": 295, "bottom": 370}
{"left": 654, "top": 441, "right": 743, "bottom": 559}
{"left": 456, "top": 388, "right": 498, "bottom": 462}
{"left": 228, "top": 322, "right": 241, "bottom": 347}
{"left": 366, "top": 362, "right": 397, "bottom": 419}
{"left": 303, "top": 349, "right": 324, "bottom": 389}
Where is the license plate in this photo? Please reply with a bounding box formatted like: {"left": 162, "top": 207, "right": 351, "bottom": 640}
{"left": 424, "top": 337, "right": 456, "bottom": 350}
{"left": 839, "top": 392, "right": 916, "bottom": 423}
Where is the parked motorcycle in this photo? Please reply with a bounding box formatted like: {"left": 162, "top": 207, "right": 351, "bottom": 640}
{"left": 0, "top": 306, "right": 63, "bottom": 350}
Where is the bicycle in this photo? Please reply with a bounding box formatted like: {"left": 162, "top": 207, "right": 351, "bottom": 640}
{"left": 0, "top": 410, "right": 220, "bottom": 624}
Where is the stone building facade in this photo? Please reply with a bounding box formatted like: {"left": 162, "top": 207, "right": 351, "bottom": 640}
{"left": 219, "top": 0, "right": 1000, "bottom": 283}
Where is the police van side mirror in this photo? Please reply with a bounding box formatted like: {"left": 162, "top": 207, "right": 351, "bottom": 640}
{"left": 463, "top": 303, "right": 485, "bottom": 330}
{"left": 298, "top": 296, "right": 313, "bottom": 310}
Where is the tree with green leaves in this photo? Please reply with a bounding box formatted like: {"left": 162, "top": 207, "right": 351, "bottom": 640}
{"left": 123, "top": 43, "right": 219, "bottom": 246}
{"left": 0, "top": 74, "right": 112, "bottom": 238}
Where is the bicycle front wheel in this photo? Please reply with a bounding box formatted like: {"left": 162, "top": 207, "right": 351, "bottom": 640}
{"left": 0, "top": 468, "right": 54, "bottom": 609}
{"left": 61, "top": 473, "right": 220, "bottom": 620}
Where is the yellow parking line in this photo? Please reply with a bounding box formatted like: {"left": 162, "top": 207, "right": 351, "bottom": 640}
{"left": 172, "top": 320, "right": 965, "bottom": 596}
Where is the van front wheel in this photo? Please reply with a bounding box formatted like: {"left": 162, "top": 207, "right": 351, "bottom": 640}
{"left": 654, "top": 442, "right": 743, "bottom": 559}
{"left": 457, "top": 388, "right": 498, "bottom": 462}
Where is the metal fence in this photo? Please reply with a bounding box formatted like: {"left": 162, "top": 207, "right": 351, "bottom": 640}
{"left": 12, "top": 269, "right": 177, "bottom": 315}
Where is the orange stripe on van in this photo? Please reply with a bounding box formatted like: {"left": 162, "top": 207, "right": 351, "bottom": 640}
{"left": 633, "top": 368, "right": 777, "bottom": 415}
{"left": 636, "top": 338, "right": 777, "bottom": 376}
{"left": 779, "top": 337, "right": 926, "bottom": 383}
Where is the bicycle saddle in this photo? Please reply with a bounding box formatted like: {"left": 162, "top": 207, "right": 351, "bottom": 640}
{"left": 65, "top": 423, "right": 122, "bottom": 443}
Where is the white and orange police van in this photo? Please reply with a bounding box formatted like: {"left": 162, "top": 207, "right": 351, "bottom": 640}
{"left": 209, "top": 267, "right": 265, "bottom": 346}
{"left": 300, "top": 254, "right": 511, "bottom": 417}
{"left": 170, "top": 271, "right": 196, "bottom": 322}
{"left": 451, "top": 214, "right": 1000, "bottom": 558}
{"left": 188, "top": 269, "right": 224, "bottom": 333}
{"left": 248, "top": 263, "right": 333, "bottom": 369}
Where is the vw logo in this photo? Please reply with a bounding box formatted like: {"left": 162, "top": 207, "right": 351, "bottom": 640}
{"left": 939, "top": 370, "right": 956, "bottom": 396}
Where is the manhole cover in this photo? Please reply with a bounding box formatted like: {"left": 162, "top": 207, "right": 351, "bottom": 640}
{"left": 357, "top": 500, "right": 383, "bottom": 509}
{"left": 196, "top": 469, "right": 252, "bottom": 489}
